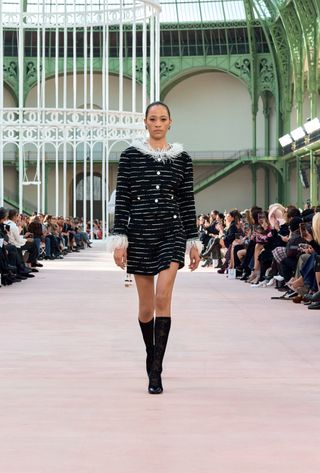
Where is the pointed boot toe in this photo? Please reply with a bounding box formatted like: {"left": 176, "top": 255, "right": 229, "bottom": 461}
{"left": 148, "top": 372, "right": 163, "bottom": 394}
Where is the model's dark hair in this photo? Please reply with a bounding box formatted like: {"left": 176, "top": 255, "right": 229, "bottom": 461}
{"left": 145, "top": 101, "right": 171, "bottom": 118}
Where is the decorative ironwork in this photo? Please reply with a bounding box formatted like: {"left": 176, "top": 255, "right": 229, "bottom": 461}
{"left": 259, "top": 57, "right": 274, "bottom": 90}
{"left": 160, "top": 61, "right": 175, "bottom": 78}
{"left": 3, "top": 60, "right": 18, "bottom": 80}
{"left": 25, "top": 61, "right": 38, "bottom": 81}
{"left": 235, "top": 58, "right": 251, "bottom": 76}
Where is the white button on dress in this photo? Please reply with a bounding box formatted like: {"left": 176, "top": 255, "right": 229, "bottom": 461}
{"left": 173, "top": 215, "right": 177, "bottom": 219}
{"left": 155, "top": 199, "right": 158, "bottom": 203}
{"left": 157, "top": 171, "right": 160, "bottom": 175}
{"left": 156, "top": 185, "right": 160, "bottom": 190}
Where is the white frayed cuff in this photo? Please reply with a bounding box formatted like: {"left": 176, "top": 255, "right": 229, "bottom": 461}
{"left": 186, "top": 238, "right": 202, "bottom": 254}
{"left": 107, "top": 234, "right": 129, "bottom": 252}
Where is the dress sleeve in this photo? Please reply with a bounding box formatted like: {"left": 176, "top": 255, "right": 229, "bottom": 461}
{"left": 108, "top": 152, "right": 131, "bottom": 251}
{"left": 177, "top": 153, "right": 201, "bottom": 253}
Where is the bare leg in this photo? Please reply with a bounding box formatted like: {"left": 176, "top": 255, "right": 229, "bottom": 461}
{"left": 291, "top": 275, "right": 304, "bottom": 289}
{"left": 229, "top": 243, "right": 235, "bottom": 269}
{"left": 237, "top": 248, "right": 246, "bottom": 262}
{"left": 155, "top": 262, "right": 179, "bottom": 316}
{"left": 134, "top": 274, "right": 155, "bottom": 376}
{"left": 253, "top": 244, "right": 263, "bottom": 272}
{"left": 134, "top": 274, "right": 154, "bottom": 322}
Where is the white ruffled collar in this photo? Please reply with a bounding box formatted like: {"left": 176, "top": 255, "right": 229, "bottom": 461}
{"left": 132, "top": 139, "right": 184, "bottom": 162}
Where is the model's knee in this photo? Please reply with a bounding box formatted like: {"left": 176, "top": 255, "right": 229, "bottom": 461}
{"left": 155, "top": 292, "right": 170, "bottom": 312}
{"left": 139, "top": 305, "right": 154, "bottom": 322}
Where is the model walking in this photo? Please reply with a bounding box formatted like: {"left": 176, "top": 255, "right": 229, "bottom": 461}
{"left": 109, "top": 101, "right": 200, "bottom": 394}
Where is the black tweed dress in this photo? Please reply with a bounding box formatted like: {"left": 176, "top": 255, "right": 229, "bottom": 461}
{"left": 112, "top": 141, "right": 198, "bottom": 275}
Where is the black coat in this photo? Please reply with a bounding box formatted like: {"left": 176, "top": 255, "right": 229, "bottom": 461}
{"left": 113, "top": 143, "right": 198, "bottom": 275}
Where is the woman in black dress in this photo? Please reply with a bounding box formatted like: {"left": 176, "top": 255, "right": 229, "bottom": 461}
{"left": 109, "top": 102, "right": 201, "bottom": 394}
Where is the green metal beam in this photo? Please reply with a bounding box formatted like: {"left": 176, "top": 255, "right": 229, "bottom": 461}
{"left": 194, "top": 158, "right": 252, "bottom": 194}
{"left": 309, "top": 150, "right": 318, "bottom": 206}
{"left": 251, "top": 163, "right": 257, "bottom": 205}
{"left": 243, "top": 0, "right": 258, "bottom": 157}
{"left": 266, "top": 18, "right": 292, "bottom": 136}
{"left": 278, "top": 2, "right": 304, "bottom": 126}
{"left": 3, "top": 196, "right": 33, "bottom": 215}
{"left": 264, "top": 165, "right": 270, "bottom": 209}
{"left": 293, "top": 0, "right": 318, "bottom": 117}
{"left": 296, "top": 155, "right": 302, "bottom": 208}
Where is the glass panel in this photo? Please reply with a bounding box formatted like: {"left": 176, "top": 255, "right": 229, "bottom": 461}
{"left": 200, "top": 2, "right": 225, "bottom": 22}
{"left": 160, "top": 4, "right": 178, "bottom": 23}
{"left": 177, "top": 2, "right": 201, "bottom": 22}
{"left": 223, "top": 1, "right": 246, "bottom": 21}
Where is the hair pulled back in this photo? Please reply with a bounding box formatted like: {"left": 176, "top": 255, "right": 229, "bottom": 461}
{"left": 145, "top": 101, "right": 171, "bottom": 119}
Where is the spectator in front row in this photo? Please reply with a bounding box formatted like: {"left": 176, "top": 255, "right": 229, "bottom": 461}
{"left": 5, "top": 209, "right": 41, "bottom": 269}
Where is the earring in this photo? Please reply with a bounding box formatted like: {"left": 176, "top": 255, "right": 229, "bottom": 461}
{"left": 168, "top": 126, "right": 171, "bottom": 130}
{"left": 145, "top": 126, "right": 148, "bottom": 130}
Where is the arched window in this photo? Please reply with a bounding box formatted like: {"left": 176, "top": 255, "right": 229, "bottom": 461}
{"left": 73, "top": 173, "right": 103, "bottom": 219}
{"left": 76, "top": 175, "right": 102, "bottom": 201}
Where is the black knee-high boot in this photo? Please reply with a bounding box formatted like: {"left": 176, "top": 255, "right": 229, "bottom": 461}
{"left": 139, "top": 318, "right": 154, "bottom": 375}
{"left": 148, "top": 317, "right": 171, "bottom": 394}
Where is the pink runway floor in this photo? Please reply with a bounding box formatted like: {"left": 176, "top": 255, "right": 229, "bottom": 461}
{"left": 1, "top": 241, "right": 320, "bottom": 472}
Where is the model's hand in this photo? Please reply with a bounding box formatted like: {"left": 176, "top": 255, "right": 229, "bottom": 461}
{"left": 189, "top": 247, "right": 200, "bottom": 271}
{"left": 114, "top": 248, "right": 127, "bottom": 270}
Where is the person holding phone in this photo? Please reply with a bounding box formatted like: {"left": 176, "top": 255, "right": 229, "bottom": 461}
{"left": 109, "top": 101, "right": 201, "bottom": 394}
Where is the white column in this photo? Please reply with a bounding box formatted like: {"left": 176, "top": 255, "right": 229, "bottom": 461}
{"left": 150, "top": 15, "right": 155, "bottom": 103}
{"left": 41, "top": 146, "right": 45, "bottom": 214}
{"left": 0, "top": 0, "right": 4, "bottom": 206}
{"left": 89, "top": 25, "right": 94, "bottom": 237}
{"left": 55, "top": 15, "right": 60, "bottom": 215}
{"left": 63, "top": 141, "right": 67, "bottom": 217}
{"left": 73, "top": 145, "right": 77, "bottom": 217}
{"left": 132, "top": 0, "right": 137, "bottom": 113}
{"left": 155, "top": 14, "right": 160, "bottom": 101}
{"left": 62, "top": 0, "right": 68, "bottom": 217}
{"left": 73, "top": 0, "right": 77, "bottom": 217}
{"left": 41, "top": 0, "right": 46, "bottom": 213}
{"left": 55, "top": 18, "right": 59, "bottom": 109}
{"left": 142, "top": 5, "right": 147, "bottom": 113}
{"left": 37, "top": 150, "right": 41, "bottom": 212}
{"left": 55, "top": 146, "right": 59, "bottom": 216}
{"left": 102, "top": 8, "right": 108, "bottom": 238}
{"left": 119, "top": 0, "right": 124, "bottom": 112}
{"left": 106, "top": 142, "right": 109, "bottom": 238}
{"left": 36, "top": 3, "right": 41, "bottom": 213}
{"left": 83, "top": 2, "right": 88, "bottom": 226}
{"left": 18, "top": 0, "right": 25, "bottom": 213}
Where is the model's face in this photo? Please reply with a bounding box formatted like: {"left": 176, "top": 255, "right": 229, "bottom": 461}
{"left": 144, "top": 105, "right": 172, "bottom": 141}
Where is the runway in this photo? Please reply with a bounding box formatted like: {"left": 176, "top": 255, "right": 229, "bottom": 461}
{"left": 1, "top": 241, "right": 320, "bottom": 472}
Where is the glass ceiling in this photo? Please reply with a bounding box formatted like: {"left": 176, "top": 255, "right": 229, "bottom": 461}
{"left": 2, "top": 0, "right": 274, "bottom": 22}
{"left": 160, "top": 0, "right": 247, "bottom": 23}
{"left": 160, "top": 0, "right": 278, "bottom": 23}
